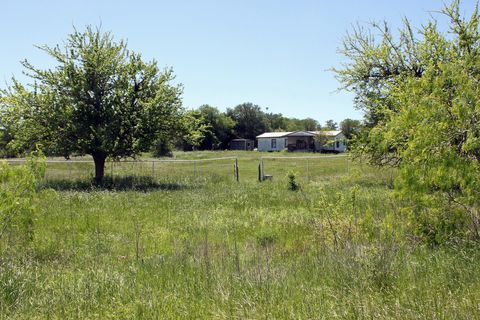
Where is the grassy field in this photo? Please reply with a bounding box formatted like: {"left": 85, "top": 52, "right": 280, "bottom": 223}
{"left": 2, "top": 151, "right": 480, "bottom": 319}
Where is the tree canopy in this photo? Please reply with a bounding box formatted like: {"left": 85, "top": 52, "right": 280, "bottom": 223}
{"left": 197, "top": 105, "right": 235, "bottom": 150}
{"left": 340, "top": 118, "right": 362, "bottom": 140}
{"left": 335, "top": 1, "right": 480, "bottom": 240}
{"left": 1, "top": 26, "right": 183, "bottom": 183}
{"left": 324, "top": 120, "right": 338, "bottom": 130}
{"left": 226, "top": 103, "right": 269, "bottom": 140}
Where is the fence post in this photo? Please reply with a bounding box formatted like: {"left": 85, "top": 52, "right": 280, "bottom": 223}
{"left": 235, "top": 158, "right": 239, "bottom": 182}
{"left": 194, "top": 160, "right": 197, "bottom": 178}
{"left": 261, "top": 158, "right": 264, "bottom": 181}
{"left": 306, "top": 158, "right": 309, "bottom": 181}
{"left": 110, "top": 161, "right": 113, "bottom": 180}
{"left": 258, "top": 158, "right": 264, "bottom": 182}
{"left": 152, "top": 161, "right": 155, "bottom": 180}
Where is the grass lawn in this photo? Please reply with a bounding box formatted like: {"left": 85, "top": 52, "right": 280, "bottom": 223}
{"left": 1, "top": 151, "right": 480, "bottom": 319}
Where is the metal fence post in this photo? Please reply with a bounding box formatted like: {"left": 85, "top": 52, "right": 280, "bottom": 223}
{"left": 110, "top": 161, "right": 113, "bottom": 180}
{"left": 259, "top": 157, "right": 264, "bottom": 181}
{"left": 306, "top": 158, "right": 309, "bottom": 181}
{"left": 152, "top": 161, "right": 155, "bottom": 180}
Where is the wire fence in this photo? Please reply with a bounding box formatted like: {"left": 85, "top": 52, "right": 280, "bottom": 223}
{"left": 259, "top": 155, "right": 350, "bottom": 183}
{"left": 5, "top": 154, "right": 353, "bottom": 184}
{"left": 6, "top": 157, "right": 240, "bottom": 183}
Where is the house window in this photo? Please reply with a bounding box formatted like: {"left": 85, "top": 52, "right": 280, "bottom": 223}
{"left": 336, "top": 140, "right": 340, "bottom": 148}
{"left": 271, "top": 139, "right": 276, "bottom": 149}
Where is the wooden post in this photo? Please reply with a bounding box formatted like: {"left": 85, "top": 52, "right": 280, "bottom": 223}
{"left": 194, "top": 161, "right": 197, "bottom": 178}
{"left": 235, "top": 158, "right": 239, "bottom": 182}
{"left": 261, "top": 158, "right": 264, "bottom": 181}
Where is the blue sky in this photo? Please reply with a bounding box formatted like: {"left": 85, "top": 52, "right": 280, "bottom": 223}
{"left": 0, "top": 1, "right": 476, "bottom": 124}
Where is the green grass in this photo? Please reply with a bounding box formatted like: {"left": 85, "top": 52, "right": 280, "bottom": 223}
{"left": 1, "top": 151, "right": 479, "bottom": 319}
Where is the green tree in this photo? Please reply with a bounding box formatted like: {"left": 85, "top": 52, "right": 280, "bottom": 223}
{"left": 333, "top": 18, "right": 424, "bottom": 127}
{"left": 0, "top": 109, "right": 15, "bottom": 158}
{"left": 302, "top": 117, "right": 320, "bottom": 131}
{"left": 336, "top": 1, "right": 480, "bottom": 240}
{"left": 324, "top": 119, "right": 338, "bottom": 130}
{"left": 197, "top": 105, "right": 235, "bottom": 149}
{"left": 227, "top": 103, "right": 268, "bottom": 140}
{"left": 1, "top": 26, "right": 182, "bottom": 183}
{"left": 180, "top": 110, "right": 212, "bottom": 151}
{"left": 339, "top": 118, "right": 362, "bottom": 140}
{"left": 265, "top": 112, "right": 288, "bottom": 132}
{"left": 284, "top": 118, "right": 303, "bottom": 131}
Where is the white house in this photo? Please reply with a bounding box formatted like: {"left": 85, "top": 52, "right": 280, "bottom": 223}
{"left": 256, "top": 130, "right": 346, "bottom": 152}
{"left": 317, "top": 130, "right": 347, "bottom": 153}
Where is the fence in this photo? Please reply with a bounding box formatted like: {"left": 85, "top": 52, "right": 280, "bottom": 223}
{"left": 5, "top": 155, "right": 351, "bottom": 184}
{"left": 259, "top": 155, "right": 349, "bottom": 183}
{"left": 6, "top": 157, "right": 240, "bottom": 183}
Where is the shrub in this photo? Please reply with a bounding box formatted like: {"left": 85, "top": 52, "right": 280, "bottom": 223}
{"left": 152, "top": 137, "right": 173, "bottom": 157}
{"left": 287, "top": 171, "right": 300, "bottom": 191}
{"left": 0, "top": 150, "right": 45, "bottom": 249}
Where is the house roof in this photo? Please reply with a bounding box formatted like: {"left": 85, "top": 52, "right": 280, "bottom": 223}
{"left": 256, "top": 132, "right": 291, "bottom": 138}
{"left": 256, "top": 131, "right": 315, "bottom": 138}
{"left": 287, "top": 131, "right": 316, "bottom": 137}
{"left": 309, "top": 130, "right": 343, "bottom": 137}
{"left": 257, "top": 130, "right": 342, "bottom": 139}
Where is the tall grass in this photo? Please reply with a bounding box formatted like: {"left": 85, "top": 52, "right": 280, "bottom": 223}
{"left": 1, "top": 153, "right": 479, "bottom": 319}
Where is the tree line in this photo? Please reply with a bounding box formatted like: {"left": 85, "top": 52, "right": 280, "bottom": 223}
{"left": 168, "top": 102, "right": 361, "bottom": 154}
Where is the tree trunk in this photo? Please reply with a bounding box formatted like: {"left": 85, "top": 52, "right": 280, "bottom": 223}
{"left": 92, "top": 153, "right": 106, "bottom": 185}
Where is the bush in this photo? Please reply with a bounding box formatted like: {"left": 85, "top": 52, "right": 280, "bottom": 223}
{"left": 152, "top": 138, "right": 173, "bottom": 158}
{"left": 0, "top": 151, "right": 45, "bottom": 249}
{"left": 287, "top": 171, "right": 300, "bottom": 191}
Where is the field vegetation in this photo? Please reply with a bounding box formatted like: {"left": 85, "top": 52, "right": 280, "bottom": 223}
{"left": 1, "top": 152, "right": 479, "bottom": 319}
{"left": 2, "top": 1, "right": 480, "bottom": 318}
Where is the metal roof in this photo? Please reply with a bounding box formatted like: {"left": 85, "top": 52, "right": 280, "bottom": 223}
{"left": 257, "top": 130, "right": 342, "bottom": 138}
{"left": 287, "top": 131, "right": 316, "bottom": 137}
{"left": 256, "top": 132, "right": 291, "bottom": 138}
{"left": 308, "top": 130, "right": 343, "bottom": 137}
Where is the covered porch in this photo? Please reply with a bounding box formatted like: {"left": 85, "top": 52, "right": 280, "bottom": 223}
{"left": 286, "top": 134, "right": 315, "bottom": 152}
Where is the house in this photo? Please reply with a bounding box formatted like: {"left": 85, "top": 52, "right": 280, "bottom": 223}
{"left": 229, "top": 138, "right": 255, "bottom": 151}
{"left": 257, "top": 131, "right": 315, "bottom": 152}
{"left": 256, "top": 130, "right": 346, "bottom": 152}
{"left": 316, "top": 130, "right": 347, "bottom": 153}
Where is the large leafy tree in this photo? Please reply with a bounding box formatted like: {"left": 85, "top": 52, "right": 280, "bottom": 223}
{"left": 301, "top": 117, "right": 321, "bottom": 131}
{"left": 324, "top": 119, "right": 338, "bottom": 130}
{"left": 336, "top": 1, "right": 480, "bottom": 239}
{"left": 179, "top": 110, "right": 213, "bottom": 151}
{"left": 227, "top": 102, "right": 268, "bottom": 140}
{"left": 197, "top": 105, "right": 235, "bottom": 149}
{"left": 1, "top": 26, "right": 182, "bottom": 183}
{"left": 339, "top": 118, "right": 362, "bottom": 140}
{"left": 265, "top": 112, "right": 288, "bottom": 132}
